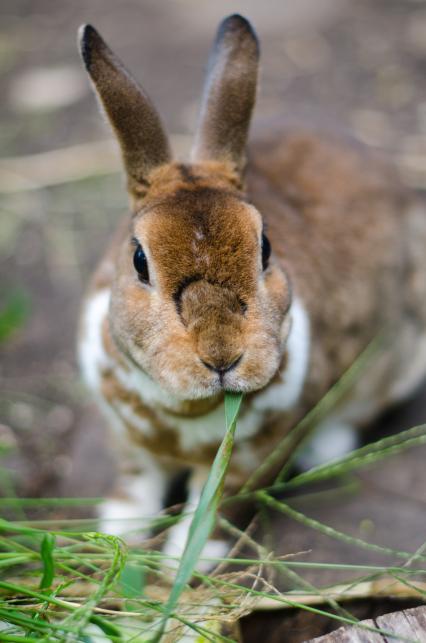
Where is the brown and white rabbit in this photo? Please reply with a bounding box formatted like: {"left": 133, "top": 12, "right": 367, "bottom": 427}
{"left": 78, "top": 15, "right": 426, "bottom": 562}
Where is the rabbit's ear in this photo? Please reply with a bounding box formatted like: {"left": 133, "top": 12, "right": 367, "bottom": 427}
{"left": 78, "top": 25, "right": 171, "bottom": 187}
{"left": 192, "top": 15, "right": 259, "bottom": 174}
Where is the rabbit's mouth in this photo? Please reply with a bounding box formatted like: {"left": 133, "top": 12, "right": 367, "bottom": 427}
{"left": 166, "top": 343, "right": 285, "bottom": 401}
{"left": 112, "top": 293, "right": 295, "bottom": 404}
{"left": 122, "top": 335, "right": 284, "bottom": 404}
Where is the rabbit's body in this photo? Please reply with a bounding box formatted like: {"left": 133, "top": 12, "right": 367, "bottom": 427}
{"left": 79, "top": 133, "right": 426, "bottom": 532}
{"left": 77, "top": 16, "right": 426, "bottom": 561}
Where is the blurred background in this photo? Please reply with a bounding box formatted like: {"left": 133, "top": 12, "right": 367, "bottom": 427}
{"left": 1, "top": 0, "right": 426, "bottom": 505}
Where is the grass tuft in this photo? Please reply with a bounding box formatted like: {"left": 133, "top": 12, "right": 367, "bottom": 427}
{"left": 0, "top": 360, "right": 425, "bottom": 641}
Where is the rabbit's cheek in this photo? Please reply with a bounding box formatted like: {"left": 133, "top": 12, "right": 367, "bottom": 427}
{"left": 250, "top": 298, "right": 311, "bottom": 413}
{"left": 232, "top": 340, "right": 282, "bottom": 392}
{"left": 228, "top": 297, "right": 296, "bottom": 393}
{"left": 148, "top": 341, "right": 222, "bottom": 399}
{"left": 261, "top": 265, "right": 292, "bottom": 317}
{"left": 282, "top": 309, "right": 293, "bottom": 339}
{"left": 120, "top": 314, "right": 224, "bottom": 400}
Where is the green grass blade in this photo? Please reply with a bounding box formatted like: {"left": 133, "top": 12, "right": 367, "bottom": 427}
{"left": 0, "top": 497, "right": 101, "bottom": 507}
{"left": 257, "top": 492, "right": 426, "bottom": 562}
{"left": 280, "top": 423, "right": 426, "bottom": 490}
{"left": 89, "top": 614, "right": 123, "bottom": 640}
{"left": 155, "top": 392, "right": 243, "bottom": 641}
{"left": 0, "top": 635, "right": 41, "bottom": 642}
{"left": 61, "top": 533, "right": 127, "bottom": 636}
{"left": 39, "top": 533, "right": 55, "bottom": 590}
{"left": 119, "top": 563, "right": 145, "bottom": 599}
{"left": 0, "top": 289, "right": 30, "bottom": 344}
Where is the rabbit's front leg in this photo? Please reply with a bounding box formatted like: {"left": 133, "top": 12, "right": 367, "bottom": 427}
{"left": 163, "top": 469, "right": 229, "bottom": 572}
{"left": 98, "top": 460, "right": 168, "bottom": 541}
{"left": 296, "top": 417, "right": 358, "bottom": 471}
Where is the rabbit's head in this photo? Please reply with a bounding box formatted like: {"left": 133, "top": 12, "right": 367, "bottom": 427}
{"left": 79, "top": 16, "right": 291, "bottom": 400}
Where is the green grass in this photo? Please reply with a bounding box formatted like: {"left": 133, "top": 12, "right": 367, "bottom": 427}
{"left": 0, "top": 289, "right": 31, "bottom": 344}
{"left": 1, "top": 353, "right": 426, "bottom": 641}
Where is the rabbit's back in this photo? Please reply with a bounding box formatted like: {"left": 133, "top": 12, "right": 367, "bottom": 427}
{"left": 247, "top": 128, "right": 426, "bottom": 411}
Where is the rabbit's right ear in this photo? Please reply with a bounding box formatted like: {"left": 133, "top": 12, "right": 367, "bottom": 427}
{"left": 78, "top": 25, "right": 171, "bottom": 190}
{"left": 192, "top": 15, "right": 259, "bottom": 175}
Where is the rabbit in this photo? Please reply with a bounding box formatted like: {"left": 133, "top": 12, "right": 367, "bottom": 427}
{"left": 77, "top": 15, "right": 426, "bottom": 565}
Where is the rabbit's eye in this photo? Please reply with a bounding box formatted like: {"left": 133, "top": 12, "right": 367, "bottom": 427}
{"left": 133, "top": 244, "right": 150, "bottom": 283}
{"left": 262, "top": 233, "right": 271, "bottom": 271}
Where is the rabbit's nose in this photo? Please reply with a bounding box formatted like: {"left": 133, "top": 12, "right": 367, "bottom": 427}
{"left": 201, "top": 354, "right": 243, "bottom": 375}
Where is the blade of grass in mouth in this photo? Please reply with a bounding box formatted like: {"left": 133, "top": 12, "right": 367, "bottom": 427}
{"left": 154, "top": 392, "right": 243, "bottom": 641}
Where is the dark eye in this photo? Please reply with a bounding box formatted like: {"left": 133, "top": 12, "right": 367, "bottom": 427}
{"left": 262, "top": 233, "right": 271, "bottom": 271}
{"left": 133, "top": 244, "right": 150, "bottom": 283}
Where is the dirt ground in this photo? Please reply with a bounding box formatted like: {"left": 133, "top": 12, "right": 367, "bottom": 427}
{"left": 1, "top": 1, "right": 426, "bottom": 639}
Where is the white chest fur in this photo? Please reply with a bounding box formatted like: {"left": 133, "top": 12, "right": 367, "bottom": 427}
{"left": 79, "top": 289, "right": 311, "bottom": 454}
{"left": 78, "top": 288, "right": 112, "bottom": 392}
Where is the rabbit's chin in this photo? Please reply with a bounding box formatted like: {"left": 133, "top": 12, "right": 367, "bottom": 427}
{"left": 151, "top": 375, "right": 280, "bottom": 404}
{"left": 161, "top": 370, "right": 281, "bottom": 402}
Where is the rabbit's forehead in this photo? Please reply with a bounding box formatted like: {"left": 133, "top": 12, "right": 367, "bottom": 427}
{"left": 133, "top": 192, "right": 261, "bottom": 294}
{"left": 134, "top": 192, "right": 262, "bottom": 248}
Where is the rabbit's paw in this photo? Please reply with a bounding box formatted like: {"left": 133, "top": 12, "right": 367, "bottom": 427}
{"left": 163, "top": 530, "right": 229, "bottom": 574}
{"left": 97, "top": 498, "right": 154, "bottom": 542}
{"left": 296, "top": 419, "right": 358, "bottom": 471}
{"left": 97, "top": 471, "right": 166, "bottom": 542}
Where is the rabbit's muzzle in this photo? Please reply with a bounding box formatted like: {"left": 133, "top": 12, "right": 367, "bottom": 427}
{"left": 178, "top": 279, "right": 246, "bottom": 379}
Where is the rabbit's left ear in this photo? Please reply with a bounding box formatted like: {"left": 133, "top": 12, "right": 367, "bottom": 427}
{"left": 78, "top": 25, "right": 171, "bottom": 188}
{"left": 192, "top": 15, "right": 259, "bottom": 175}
